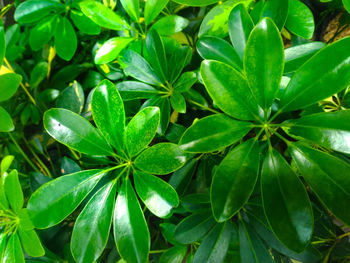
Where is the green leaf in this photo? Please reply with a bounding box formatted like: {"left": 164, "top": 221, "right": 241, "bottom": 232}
{"left": 3, "top": 234, "right": 24, "bottom": 263}
{"left": 27, "top": 169, "right": 105, "bottom": 228}
{"left": 144, "top": 0, "right": 169, "bottom": 25}
{"left": 170, "top": 93, "right": 186, "bottom": 113}
{"left": 286, "top": 110, "right": 350, "bottom": 154}
{"left": 197, "top": 37, "right": 242, "bottom": 70}
{"left": 284, "top": 42, "right": 325, "bottom": 73}
{"left": 30, "top": 62, "right": 48, "bottom": 89}
{"left": 71, "top": 180, "right": 117, "bottom": 263}
{"left": 70, "top": 10, "right": 101, "bottom": 35}
{"left": 126, "top": 107, "right": 160, "bottom": 157}
{"left": 135, "top": 143, "right": 187, "bottom": 175}
{"left": 159, "top": 246, "right": 187, "bottom": 263}
{"left": 285, "top": 0, "right": 314, "bottom": 39}
{"left": 201, "top": 60, "right": 259, "bottom": 121}
{"left": 18, "top": 227, "right": 45, "bottom": 257}
{"left": 120, "top": 0, "right": 139, "bottom": 21}
{"left": 117, "top": 81, "right": 160, "bottom": 100}
{"left": 174, "top": 211, "right": 216, "bottom": 244}
{"left": 29, "top": 15, "right": 57, "bottom": 51}
{"left": 173, "top": 72, "right": 197, "bottom": 93}
{"left": 1, "top": 155, "right": 14, "bottom": 175}
{"left": 54, "top": 17, "right": 77, "bottom": 61}
{"left": 228, "top": 4, "right": 254, "bottom": 61}
{"left": 134, "top": 171, "right": 179, "bottom": 218}
{"left": 211, "top": 139, "right": 260, "bottom": 222}
{"left": 290, "top": 143, "right": 350, "bottom": 226}
{"left": 169, "top": 158, "right": 198, "bottom": 196}
{"left": 56, "top": 81, "right": 85, "bottom": 114}
{"left": 179, "top": 114, "right": 251, "bottom": 153}
{"left": 172, "top": 0, "right": 220, "bottom": 6}
{"left": 143, "top": 97, "right": 170, "bottom": 135}
{"left": 114, "top": 178, "right": 150, "bottom": 263}
{"left": 261, "top": 0, "right": 288, "bottom": 30}
{"left": 120, "top": 49, "right": 163, "bottom": 86}
{"left": 14, "top": 0, "right": 63, "bottom": 24}
{"left": 92, "top": 79, "right": 125, "bottom": 153}
{"left": 244, "top": 17, "right": 284, "bottom": 111}
{"left": 261, "top": 149, "right": 313, "bottom": 253}
{"left": 344, "top": 0, "right": 350, "bottom": 13}
{"left": 95, "top": 37, "right": 134, "bottom": 64}
{"left": 279, "top": 37, "right": 350, "bottom": 112}
{"left": 0, "top": 24, "right": 5, "bottom": 66}
{"left": 167, "top": 46, "right": 192, "bottom": 83}
{"left": 0, "top": 107, "right": 14, "bottom": 132}
{"left": 4, "top": 170, "right": 23, "bottom": 213}
{"left": 193, "top": 222, "right": 235, "bottom": 263}
{"left": 146, "top": 29, "right": 168, "bottom": 82}
{"left": 152, "top": 15, "right": 189, "bottom": 36}
{"left": 44, "top": 108, "right": 113, "bottom": 156}
{"left": 0, "top": 73, "right": 21, "bottom": 102}
{"left": 79, "top": 0, "right": 130, "bottom": 30}
{"left": 199, "top": 0, "right": 252, "bottom": 38}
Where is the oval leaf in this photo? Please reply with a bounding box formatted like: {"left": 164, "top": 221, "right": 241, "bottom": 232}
{"left": 0, "top": 73, "right": 21, "bottom": 102}
{"left": 95, "top": 37, "right": 134, "bottom": 64}
{"left": 4, "top": 170, "right": 23, "bottom": 213}
{"left": 0, "top": 106, "right": 14, "bottom": 132}
{"left": 54, "top": 17, "right": 77, "bottom": 61}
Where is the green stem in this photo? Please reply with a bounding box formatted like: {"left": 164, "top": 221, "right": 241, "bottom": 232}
{"left": 188, "top": 99, "right": 221, "bottom": 114}
{"left": 271, "top": 130, "right": 291, "bottom": 146}
{"left": 149, "top": 249, "right": 167, "bottom": 254}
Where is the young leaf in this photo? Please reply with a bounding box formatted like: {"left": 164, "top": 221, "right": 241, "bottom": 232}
{"left": 279, "top": 37, "right": 350, "bottom": 112}
{"left": 27, "top": 169, "right": 105, "bottom": 228}
{"left": 229, "top": 4, "right": 254, "bottom": 61}
{"left": 179, "top": 114, "right": 252, "bottom": 153}
{"left": 125, "top": 107, "right": 160, "bottom": 157}
{"left": 4, "top": 170, "right": 23, "bottom": 213}
{"left": 3, "top": 234, "right": 24, "bottom": 263}
{"left": 70, "top": 10, "right": 101, "bottom": 35}
{"left": 135, "top": 143, "right": 187, "bottom": 175}
{"left": 134, "top": 171, "right": 179, "bottom": 218}
{"left": 244, "top": 17, "right": 284, "bottom": 112}
{"left": 174, "top": 211, "right": 217, "bottom": 244}
{"left": 54, "top": 17, "right": 77, "bottom": 61}
{"left": 18, "top": 227, "right": 45, "bottom": 257}
{"left": 144, "top": 0, "right": 169, "bottom": 25}
{"left": 201, "top": 60, "right": 260, "bottom": 121}
{"left": 285, "top": 0, "right": 315, "bottom": 39}
{"left": 0, "top": 107, "right": 14, "bottom": 132}
{"left": 290, "top": 143, "right": 350, "bottom": 226}
{"left": 120, "top": 0, "right": 140, "bottom": 22}
{"left": 44, "top": 108, "right": 114, "bottom": 156}
{"left": 193, "top": 222, "right": 235, "bottom": 263}
{"left": 95, "top": 37, "right": 134, "bottom": 64}
{"left": 79, "top": 0, "right": 130, "bottom": 30}
{"left": 159, "top": 246, "right": 187, "bottom": 263}
{"left": 286, "top": 110, "right": 350, "bottom": 154}
{"left": 71, "top": 181, "right": 117, "bottom": 263}
{"left": 0, "top": 73, "right": 22, "bottom": 102}
{"left": 151, "top": 15, "right": 189, "bottom": 36}
{"left": 92, "top": 80, "right": 125, "bottom": 153}
{"left": 117, "top": 81, "right": 160, "bottom": 100}
{"left": 261, "top": 149, "right": 313, "bottom": 253}
{"left": 114, "top": 178, "right": 150, "bottom": 263}
{"left": 211, "top": 139, "right": 260, "bottom": 222}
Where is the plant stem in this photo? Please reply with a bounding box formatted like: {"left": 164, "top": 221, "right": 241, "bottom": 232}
{"left": 187, "top": 99, "right": 221, "bottom": 114}
{"left": 149, "top": 249, "right": 167, "bottom": 254}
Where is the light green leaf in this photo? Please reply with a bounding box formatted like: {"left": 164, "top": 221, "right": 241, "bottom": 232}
{"left": 152, "top": 15, "right": 189, "bottom": 36}
{"left": 159, "top": 246, "right": 187, "bottom": 263}
{"left": 4, "top": 170, "right": 23, "bottom": 213}
{"left": 29, "top": 15, "right": 57, "bottom": 51}
{"left": 3, "top": 234, "right": 24, "bottom": 263}
{"left": 18, "top": 227, "right": 45, "bottom": 257}
{"left": 70, "top": 10, "right": 101, "bottom": 35}
{"left": 0, "top": 107, "right": 14, "bottom": 132}
{"left": 172, "top": 0, "right": 220, "bottom": 6}
{"left": 54, "top": 17, "right": 77, "bottom": 61}
{"left": 261, "top": 0, "right": 288, "bottom": 30}
{"left": 120, "top": 0, "right": 140, "bottom": 21}
{"left": 95, "top": 37, "right": 134, "bottom": 64}
{"left": 117, "top": 81, "right": 160, "bottom": 100}
{"left": 144, "top": 0, "right": 169, "bottom": 25}
{"left": 0, "top": 24, "right": 5, "bottom": 66}
{"left": 0, "top": 73, "right": 22, "bottom": 102}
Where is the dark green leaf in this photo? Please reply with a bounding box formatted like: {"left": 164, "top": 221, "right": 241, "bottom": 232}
{"left": 144, "top": 0, "right": 169, "bottom": 25}
{"left": 0, "top": 24, "right": 5, "bottom": 66}
{"left": 117, "top": 81, "right": 160, "bottom": 100}
{"left": 261, "top": 0, "right": 288, "bottom": 30}
{"left": 120, "top": 0, "right": 139, "bottom": 21}
{"left": 143, "top": 97, "right": 170, "bottom": 135}
{"left": 169, "top": 158, "right": 198, "bottom": 196}
{"left": 152, "top": 15, "right": 189, "bottom": 36}
{"left": 70, "top": 10, "right": 101, "bottom": 35}
{"left": 29, "top": 15, "right": 57, "bottom": 51}
{"left": 114, "top": 178, "right": 150, "bottom": 263}
{"left": 56, "top": 81, "right": 85, "bottom": 114}
{"left": 135, "top": 143, "right": 187, "bottom": 175}
{"left": 95, "top": 37, "right": 134, "bottom": 64}
{"left": 167, "top": 46, "right": 192, "bottom": 83}
{"left": 30, "top": 62, "right": 48, "bottom": 89}
{"left": 44, "top": 108, "right": 114, "bottom": 156}
{"left": 55, "top": 17, "right": 77, "bottom": 61}
{"left": 159, "top": 246, "right": 187, "bottom": 263}
{"left": 0, "top": 73, "right": 21, "bottom": 102}
{"left": 4, "top": 170, "right": 23, "bottom": 213}
{"left": 173, "top": 72, "right": 197, "bottom": 93}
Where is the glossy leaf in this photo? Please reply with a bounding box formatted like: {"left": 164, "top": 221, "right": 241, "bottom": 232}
{"left": 284, "top": 42, "right": 325, "bottom": 73}
{"left": 44, "top": 108, "right": 113, "bottom": 156}
{"left": 211, "top": 139, "right": 260, "bottom": 222}
{"left": 201, "top": 60, "right": 260, "bottom": 120}
{"left": 170, "top": 93, "right": 186, "bottom": 113}
{"left": 134, "top": 171, "right": 179, "bottom": 218}
{"left": 173, "top": 72, "right": 197, "bottom": 93}
{"left": 172, "top": 0, "right": 220, "bottom": 6}
{"left": 193, "top": 222, "right": 235, "bottom": 263}
{"left": 261, "top": 0, "right": 288, "bottom": 30}
{"left": 290, "top": 143, "right": 350, "bottom": 226}
{"left": 285, "top": 0, "right": 315, "bottom": 39}
{"left": 120, "top": 0, "right": 139, "bottom": 21}
{"left": 145, "top": 0, "right": 169, "bottom": 25}
{"left": 261, "top": 149, "right": 313, "bottom": 252}
{"left": 0, "top": 24, "right": 4, "bottom": 66}
{"left": 71, "top": 181, "right": 117, "bottom": 263}
{"left": 95, "top": 37, "right": 134, "bottom": 64}
{"left": 30, "top": 62, "right": 48, "bottom": 89}
{"left": 120, "top": 49, "right": 163, "bottom": 86}
{"left": 244, "top": 18, "right": 284, "bottom": 111}
{"left": 18, "top": 227, "right": 45, "bottom": 257}
{"left": 152, "top": 15, "right": 189, "bottom": 36}
{"left": 1, "top": 155, "right": 14, "bottom": 175}
{"left": 135, "top": 143, "right": 187, "bottom": 175}
{"left": 167, "top": 45, "right": 192, "bottom": 83}
{"left": 0, "top": 107, "right": 14, "bottom": 132}
{"left": 229, "top": 4, "right": 254, "bottom": 61}
{"left": 179, "top": 114, "right": 251, "bottom": 153}
{"left": 279, "top": 37, "right": 350, "bottom": 112}
{"left": 197, "top": 36, "right": 242, "bottom": 70}
{"left": 344, "top": 0, "right": 350, "bottom": 13}
{"left": 14, "top": 0, "right": 62, "bottom": 24}
{"left": 3, "top": 234, "right": 24, "bottom": 263}
{"left": 159, "top": 246, "right": 187, "bottom": 263}
{"left": 70, "top": 10, "right": 101, "bottom": 35}
{"left": 114, "top": 178, "right": 150, "bottom": 263}
{"left": 79, "top": 0, "right": 130, "bottom": 30}
{"left": 286, "top": 110, "right": 350, "bottom": 154}
{"left": 29, "top": 16, "right": 57, "bottom": 51}
{"left": 117, "top": 81, "right": 160, "bottom": 100}
{"left": 4, "top": 170, "right": 23, "bottom": 213}
{"left": 0, "top": 73, "right": 21, "bottom": 102}
{"left": 56, "top": 81, "right": 85, "bottom": 114}
{"left": 92, "top": 80, "right": 125, "bottom": 153}
{"left": 55, "top": 17, "right": 77, "bottom": 61}
{"left": 27, "top": 169, "right": 105, "bottom": 228}
{"left": 174, "top": 211, "right": 216, "bottom": 244}
{"left": 169, "top": 158, "right": 198, "bottom": 196}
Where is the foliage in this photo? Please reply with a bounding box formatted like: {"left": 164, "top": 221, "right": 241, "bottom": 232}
{"left": 1, "top": 0, "right": 350, "bottom": 262}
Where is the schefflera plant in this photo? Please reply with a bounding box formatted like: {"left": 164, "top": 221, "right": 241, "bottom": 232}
{"left": 179, "top": 15, "right": 350, "bottom": 254}
{"left": 27, "top": 80, "right": 188, "bottom": 263}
